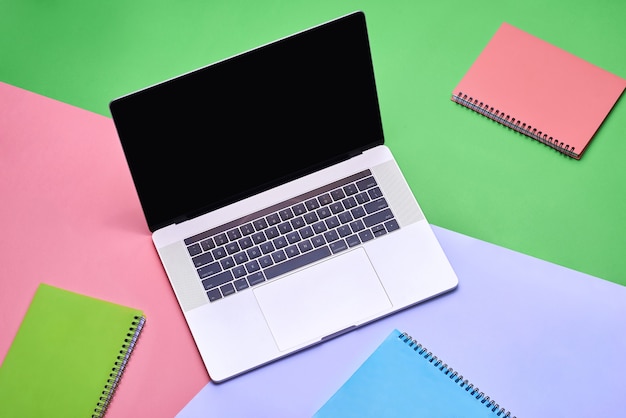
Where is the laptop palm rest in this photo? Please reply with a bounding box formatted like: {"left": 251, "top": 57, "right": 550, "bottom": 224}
{"left": 253, "top": 248, "right": 392, "bottom": 351}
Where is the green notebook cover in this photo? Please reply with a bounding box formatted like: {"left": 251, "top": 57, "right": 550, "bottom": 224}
{"left": 314, "top": 329, "right": 515, "bottom": 418}
{"left": 0, "top": 283, "right": 145, "bottom": 417}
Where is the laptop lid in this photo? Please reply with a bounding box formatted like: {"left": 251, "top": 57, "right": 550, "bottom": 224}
{"left": 109, "top": 11, "right": 384, "bottom": 232}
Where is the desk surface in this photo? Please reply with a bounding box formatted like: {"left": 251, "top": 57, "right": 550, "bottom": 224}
{"left": 1, "top": 0, "right": 625, "bottom": 285}
{"left": 2, "top": 2, "right": 626, "bottom": 416}
{"left": 1, "top": 77, "right": 625, "bottom": 416}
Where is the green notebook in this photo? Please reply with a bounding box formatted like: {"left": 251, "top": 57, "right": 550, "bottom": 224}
{"left": 315, "top": 329, "right": 515, "bottom": 418}
{"left": 0, "top": 283, "right": 145, "bottom": 417}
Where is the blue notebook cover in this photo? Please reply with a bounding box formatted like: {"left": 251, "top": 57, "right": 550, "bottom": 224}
{"left": 314, "top": 329, "right": 514, "bottom": 417}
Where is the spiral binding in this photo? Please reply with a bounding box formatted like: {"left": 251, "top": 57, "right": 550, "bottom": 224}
{"left": 452, "top": 91, "right": 578, "bottom": 159}
{"left": 93, "top": 315, "right": 146, "bottom": 418}
{"left": 399, "top": 331, "right": 516, "bottom": 418}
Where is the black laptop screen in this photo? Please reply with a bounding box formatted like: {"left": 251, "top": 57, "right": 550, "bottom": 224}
{"left": 110, "top": 11, "right": 384, "bottom": 232}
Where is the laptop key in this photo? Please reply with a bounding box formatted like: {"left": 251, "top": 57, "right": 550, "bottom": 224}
{"left": 266, "top": 213, "right": 281, "bottom": 225}
{"left": 346, "top": 234, "right": 361, "bottom": 247}
{"left": 232, "top": 265, "right": 246, "bottom": 278}
{"left": 359, "top": 229, "right": 374, "bottom": 243}
{"left": 240, "top": 223, "right": 254, "bottom": 235}
{"left": 259, "top": 255, "right": 273, "bottom": 268}
{"left": 226, "top": 242, "right": 240, "bottom": 255}
{"left": 299, "top": 226, "right": 314, "bottom": 239}
{"left": 351, "top": 206, "right": 366, "bottom": 218}
{"left": 305, "top": 198, "right": 320, "bottom": 211}
{"left": 342, "top": 196, "right": 357, "bottom": 209}
{"left": 278, "top": 222, "right": 293, "bottom": 234}
{"left": 311, "top": 235, "right": 326, "bottom": 248}
{"left": 200, "top": 238, "right": 215, "bottom": 251}
{"left": 227, "top": 228, "right": 242, "bottom": 241}
{"left": 252, "top": 232, "right": 266, "bottom": 244}
{"left": 372, "top": 224, "right": 387, "bottom": 237}
{"left": 298, "top": 239, "right": 313, "bottom": 253}
{"left": 292, "top": 203, "right": 306, "bottom": 215}
{"left": 291, "top": 216, "right": 305, "bottom": 229}
{"left": 239, "top": 236, "right": 254, "bottom": 249}
{"left": 331, "top": 189, "right": 345, "bottom": 200}
{"left": 368, "top": 187, "right": 383, "bottom": 199}
{"left": 385, "top": 219, "right": 400, "bottom": 232}
{"left": 220, "top": 256, "right": 235, "bottom": 270}
{"left": 198, "top": 261, "right": 222, "bottom": 279}
{"left": 337, "top": 225, "right": 351, "bottom": 237}
{"left": 355, "top": 191, "right": 370, "bottom": 204}
{"left": 312, "top": 221, "right": 327, "bottom": 234}
{"left": 221, "top": 283, "right": 236, "bottom": 297}
{"left": 234, "top": 278, "right": 249, "bottom": 291}
{"left": 286, "top": 231, "right": 301, "bottom": 244}
{"left": 273, "top": 236, "right": 288, "bottom": 249}
{"left": 260, "top": 242, "right": 275, "bottom": 254}
{"left": 207, "top": 288, "right": 222, "bottom": 302}
{"left": 271, "top": 249, "right": 287, "bottom": 263}
{"left": 214, "top": 233, "right": 228, "bottom": 245}
{"left": 212, "top": 246, "right": 227, "bottom": 260}
{"left": 363, "top": 208, "right": 394, "bottom": 228}
{"left": 192, "top": 251, "right": 214, "bottom": 268}
{"left": 187, "top": 243, "right": 202, "bottom": 257}
{"left": 265, "top": 226, "right": 279, "bottom": 239}
{"left": 253, "top": 218, "right": 268, "bottom": 231}
{"left": 279, "top": 208, "right": 294, "bottom": 221}
{"left": 350, "top": 219, "right": 365, "bottom": 232}
{"left": 364, "top": 197, "right": 388, "bottom": 214}
{"left": 330, "top": 202, "right": 344, "bottom": 214}
{"left": 234, "top": 252, "right": 249, "bottom": 264}
{"left": 324, "top": 229, "right": 339, "bottom": 242}
{"left": 317, "top": 206, "right": 331, "bottom": 219}
{"left": 356, "top": 176, "right": 377, "bottom": 191}
{"left": 246, "top": 246, "right": 262, "bottom": 259}
{"left": 318, "top": 193, "right": 332, "bottom": 205}
{"left": 247, "top": 272, "right": 265, "bottom": 286}
{"left": 343, "top": 183, "right": 358, "bottom": 195}
{"left": 245, "top": 260, "right": 260, "bottom": 273}
{"left": 202, "top": 270, "right": 233, "bottom": 290}
{"left": 330, "top": 239, "right": 348, "bottom": 254}
{"left": 264, "top": 246, "right": 331, "bottom": 281}
{"left": 304, "top": 212, "right": 319, "bottom": 224}
{"left": 325, "top": 216, "right": 340, "bottom": 229}
{"left": 285, "top": 245, "right": 300, "bottom": 258}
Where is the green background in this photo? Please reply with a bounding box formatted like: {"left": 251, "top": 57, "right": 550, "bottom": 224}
{"left": 2, "top": 0, "right": 625, "bottom": 286}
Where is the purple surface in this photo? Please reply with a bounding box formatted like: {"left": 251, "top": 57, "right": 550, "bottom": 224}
{"left": 176, "top": 226, "right": 626, "bottom": 417}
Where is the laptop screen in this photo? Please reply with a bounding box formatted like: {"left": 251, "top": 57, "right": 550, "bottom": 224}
{"left": 110, "top": 11, "right": 384, "bottom": 232}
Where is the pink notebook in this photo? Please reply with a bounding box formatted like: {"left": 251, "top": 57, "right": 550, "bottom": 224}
{"left": 452, "top": 22, "right": 626, "bottom": 160}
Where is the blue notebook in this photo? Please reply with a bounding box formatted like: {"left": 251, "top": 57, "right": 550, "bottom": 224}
{"left": 314, "top": 329, "right": 514, "bottom": 417}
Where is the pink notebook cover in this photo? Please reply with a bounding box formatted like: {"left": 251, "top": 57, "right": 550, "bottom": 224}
{"left": 452, "top": 22, "right": 626, "bottom": 159}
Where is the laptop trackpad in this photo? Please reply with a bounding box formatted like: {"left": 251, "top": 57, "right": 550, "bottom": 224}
{"left": 253, "top": 248, "right": 392, "bottom": 351}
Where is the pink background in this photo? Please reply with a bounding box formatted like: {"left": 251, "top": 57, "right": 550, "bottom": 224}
{"left": 0, "top": 82, "right": 209, "bottom": 417}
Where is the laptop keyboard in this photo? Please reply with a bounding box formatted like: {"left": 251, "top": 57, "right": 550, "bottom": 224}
{"left": 184, "top": 169, "right": 400, "bottom": 302}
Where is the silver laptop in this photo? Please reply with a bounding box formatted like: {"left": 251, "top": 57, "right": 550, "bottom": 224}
{"left": 109, "top": 11, "right": 458, "bottom": 382}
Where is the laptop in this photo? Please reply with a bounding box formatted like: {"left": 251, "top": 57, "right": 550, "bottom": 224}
{"left": 109, "top": 10, "right": 458, "bottom": 382}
